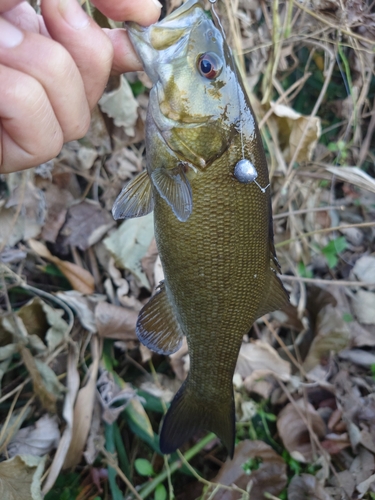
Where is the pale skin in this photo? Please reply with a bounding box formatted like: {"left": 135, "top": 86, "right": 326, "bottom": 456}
{"left": 0, "top": 0, "right": 162, "bottom": 173}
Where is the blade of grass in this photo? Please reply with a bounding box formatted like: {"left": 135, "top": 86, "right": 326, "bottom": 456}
{"left": 137, "top": 433, "right": 216, "bottom": 499}
{"left": 105, "top": 423, "right": 125, "bottom": 500}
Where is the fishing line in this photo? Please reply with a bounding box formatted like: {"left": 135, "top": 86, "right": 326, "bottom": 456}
{"left": 209, "top": 0, "right": 269, "bottom": 193}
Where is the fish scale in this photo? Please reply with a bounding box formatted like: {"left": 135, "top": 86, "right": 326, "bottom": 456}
{"left": 112, "top": 0, "right": 289, "bottom": 456}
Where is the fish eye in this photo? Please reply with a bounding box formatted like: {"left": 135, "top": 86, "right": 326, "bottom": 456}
{"left": 197, "top": 52, "right": 222, "bottom": 80}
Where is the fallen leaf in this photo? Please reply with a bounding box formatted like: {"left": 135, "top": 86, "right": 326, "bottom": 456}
{"left": 104, "top": 213, "right": 154, "bottom": 290}
{"left": 339, "top": 349, "right": 375, "bottom": 367}
{"left": 236, "top": 340, "right": 291, "bottom": 388}
{"left": 83, "top": 105, "right": 111, "bottom": 152}
{"left": 18, "top": 297, "right": 69, "bottom": 351}
{"left": 303, "top": 305, "right": 350, "bottom": 371}
{"left": 270, "top": 102, "right": 321, "bottom": 163}
{"left": 97, "top": 370, "right": 138, "bottom": 424}
{"left": 325, "top": 166, "right": 375, "bottom": 195}
{"left": 29, "top": 239, "right": 95, "bottom": 294}
{"left": 42, "top": 344, "right": 80, "bottom": 494}
{"left": 277, "top": 399, "right": 326, "bottom": 462}
{"left": 351, "top": 290, "right": 375, "bottom": 325}
{"left": 212, "top": 440, "right": 287, "bottom": 499}
{"left": 7, "top": 415, "right": 60, "bottom": 458}
{"left": 57, "top": 291, "right": 99, "bottom": 333}
{"left": 95, "top": 301, "right": 138, "bottom": 340}
{"left": 141, "top": 238, "right": 159, "bottom": 290}
{"left": 288, "top": 473, "right": 333, "bottom": 500}
{"left": 83, "top": 400, "right": 103, "bottom": 465}
{"left": 0, "top": 454, "right": 46, "bottom": 500}
{"left": 105, "top": 147, "right": 140, "bottom": 180}
{"left": 0, "top": 180, "right": 45, "bottom": 247}
{"left": 351, "top": 255, "right": 375, "bottom": 284}
{"left": 41, "top": 184, "right": 73, "bottom": 243}
{"left": 20, "top": 346, "right": 62, "bottom": 413}
{"left": 99, "top": 75, "right": 139, "bottom": 136}
{"left": 357, "top": 474, "right": 375, "bottom": 498}
{"left": 77, "top": 146, "right": 97, "bottom": 170}
{"left": 63, "top": 336, "right": 101, "bottom": 469}
{"left": 60, "top": 200, "right": 115, "bottom": 251}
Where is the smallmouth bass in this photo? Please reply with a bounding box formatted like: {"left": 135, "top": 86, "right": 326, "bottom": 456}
{"left": 113, "top": 0, "right": 289, "bottom": 457}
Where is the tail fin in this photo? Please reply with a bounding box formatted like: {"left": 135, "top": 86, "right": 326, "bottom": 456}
{"left": 159, "top": 377, "right": 235, "bottom": 457}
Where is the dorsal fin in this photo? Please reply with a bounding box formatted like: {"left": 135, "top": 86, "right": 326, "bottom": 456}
{"left": 112, "top": 170, "right": 154, "bottom": 220}
{"left": 136, "top": 281, "right": 184, "bottom": 355}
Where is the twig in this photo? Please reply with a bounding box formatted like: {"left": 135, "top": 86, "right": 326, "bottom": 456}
{"left": 273, "top": 204, "right": 345, "bottom": 220}
{"left": 276, "top": 221, "right": 375, "bottom": 247}
{"left": 100, "top": 445, "right": 143, "bottom": 500}
{"left": 280, "top": 274, "right": 375, "bottom": 288}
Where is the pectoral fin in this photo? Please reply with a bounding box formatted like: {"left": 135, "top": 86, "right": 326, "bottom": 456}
{"left": 136, "top": 281, "right": 184, "bottom": 355}
{"left": 151, "top": 164, "right": 193, "bottom": 222}
{"left": 112, "top": 170, "right": 154, "bottom": 220}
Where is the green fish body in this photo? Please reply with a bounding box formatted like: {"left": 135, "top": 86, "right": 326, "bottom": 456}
{"left": 113, "top": 0, "right": 288, "bottom": 457}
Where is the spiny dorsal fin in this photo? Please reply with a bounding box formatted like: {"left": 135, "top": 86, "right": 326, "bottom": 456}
{"left": 136, "top": 281, "right": 184, "bottom": 355}
{"left": 112, "top": 170, "right": 154, "bottom": 220}
{"left": 151, "top": 163, "right": 192, "bottom": 222}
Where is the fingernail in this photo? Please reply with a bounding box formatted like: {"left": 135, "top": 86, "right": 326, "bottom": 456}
{"left": 151, "top": 0, "right": 162, "bottom": 8}
{"left": 59, "top": 0, "right": 90, "bottom": 30}
{"left": 0, "top": 17, "right": 24, "bottom": 48}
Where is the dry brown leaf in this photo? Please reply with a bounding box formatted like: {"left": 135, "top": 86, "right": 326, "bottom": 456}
{"left": 42, "top": 344, "right": 80, "bottom": 494}
{"left": 351, "top": 255, "right": 375, "bottom": 284}
{"left": 95, "top": 301, "right": 138, "bottom": 340}
{"left": 236, "top": 340, "right": 291, "bottom": 386}
{"left": 325, "top": 166, "right": 375, "bottom": 195}
{"left": 28, "top": 239, "right": 95, "bottom": 294}
{"left": 303, "top": 301, "right": 350, "bottom": 372}
{"left": 41, "top": 184, "right": 73, "bottom": 243}
{"left": 63, "top": 336, "right": 101, "bottom": 469}
{"left": 99, "top": 75, "right": 139, "bottom": 136}
{"left": 0, "top": 454, "right": 46, "bottom": 500}
{"left": 288, "top": 473, "right": 333, "bottom": 500}
{"left": 97, "top": 370, "right": 138, "bottom": 424}
{"left": 60, "top": 200, "right": 115, "bottom": 251}
{"left": 141, "top": 238, "right": 159, "bottom": 290}
{"left": 277, "top": 399, "right": 326, "bottom": 462}
{"left": 270, "top": 102, "right": 321, "bottom": 163}
{"left": 351, "top": 290, "right": 375, "bottom": 325}
{"left": 56, "top": 291, "right": 98, "bottom": 333}
{"left": 7, "top": 415, "right": 60, "bottom": 458}
{"left": 212, "top": 440, "right": 287, "bottom": 499}
{"left": 18, "top": 297, "right": 69, "bottom": 351}
{"left": 104, "top": 213, "right": 154, "bottom": 290}
{"left": 0, "top": 180, "right": 45, "bottom": 247}
{"left": 19, "top": 346, "right": 59, "bottom": 413}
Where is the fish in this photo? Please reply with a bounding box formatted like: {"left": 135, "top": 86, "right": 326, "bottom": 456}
{"left": 112, "top": 0, "right": 289, "bottom": 457}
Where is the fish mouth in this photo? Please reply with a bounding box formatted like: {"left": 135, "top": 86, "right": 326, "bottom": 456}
{"left": 125, "top": 0, "right": 207, "bottom": 82}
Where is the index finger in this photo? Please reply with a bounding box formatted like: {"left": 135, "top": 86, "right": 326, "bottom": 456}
{"left": 91, "top": 0, "right": 161, "bottom": 25}
{"left": 0, "top": 0, "right": 24, "bottom": 13}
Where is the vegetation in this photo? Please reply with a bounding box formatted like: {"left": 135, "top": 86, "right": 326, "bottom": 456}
{"left": 0, "top": 0, "right": 374, "bottom": 499}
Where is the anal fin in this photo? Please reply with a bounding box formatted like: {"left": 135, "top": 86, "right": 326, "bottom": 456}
{"left": 112, "top": 170, "right": 154, "bottom": 220}
{"left": 151, "top": 163, "right": 193, "bottom": 222}
{"left": 136, "top": 281, "right": 184, "bottom": 355}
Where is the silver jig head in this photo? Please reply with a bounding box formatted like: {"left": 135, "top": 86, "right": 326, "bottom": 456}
{"left": 234, "top": 159, "right": 257, "bottom": 183}
{"left": 234, "top": 159, "right": 270, "bottom": 193}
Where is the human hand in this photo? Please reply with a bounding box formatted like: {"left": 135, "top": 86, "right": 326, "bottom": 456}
{"left": 0, "top": 0, "right": 161, "bottom": 173}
